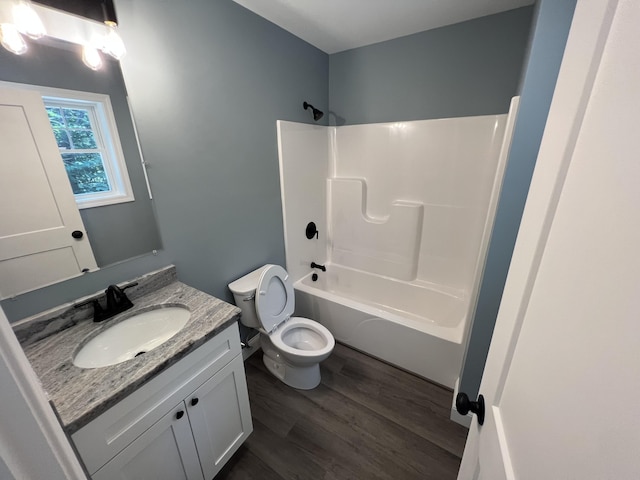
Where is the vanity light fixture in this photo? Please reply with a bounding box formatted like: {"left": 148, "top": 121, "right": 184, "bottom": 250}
{"left": 0, "top": 0, "right": 126, "bottom": 70}
{"left": 0, "top": 22, "right": 27, "bottom": 54}
{"left": 102, "top": 22, "right": 125, "bottom": 60}
{"left": 13, "top": 0, "right": 45, "bottom": 39}
{"left": 82, "top": 44, "right": 102, "bottom": 70}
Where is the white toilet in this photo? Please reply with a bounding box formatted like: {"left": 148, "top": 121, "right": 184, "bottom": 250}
{"left": 229, "top": 264, "right": 335, "bottom": 390}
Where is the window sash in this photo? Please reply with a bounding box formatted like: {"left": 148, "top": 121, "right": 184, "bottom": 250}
{"left": 41, "top": 91, "right": 134, "bottom": 209}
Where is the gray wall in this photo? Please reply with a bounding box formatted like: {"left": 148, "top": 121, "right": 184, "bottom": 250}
{"left": 0, "top": 41, "right": 161, "bottom": 267}
{"left": 329, "top": 7, "right": 534, "bottom": 125}
{"left": 116, "top": 0, "right": 329, "bottom": 302}
{"left": 459, "top": 0, "right": 578, "bottom": 399}
{"left": 2, "top": 0, "right": 328, "bottom": 322}
{"left": 0, "top": 457, "right": 14, "bottom": 480}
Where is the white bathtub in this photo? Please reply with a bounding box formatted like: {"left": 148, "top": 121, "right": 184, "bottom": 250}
{"left": 293, "top": 263, "right": 466, "bottom": 388}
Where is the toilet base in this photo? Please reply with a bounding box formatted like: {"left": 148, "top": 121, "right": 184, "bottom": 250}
{"left": 262, "top": 353, "right": 321, "bottom": 390}
{"left": 261, "top": 350, "right": 321, "bottom": 390}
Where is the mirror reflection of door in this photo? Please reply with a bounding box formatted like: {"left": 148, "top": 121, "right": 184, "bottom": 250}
{"left": 0, "top": 87, "right": 97, "bottom": 298}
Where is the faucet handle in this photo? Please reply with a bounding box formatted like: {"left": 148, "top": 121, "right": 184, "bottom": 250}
{"left": 121, "top": 281, "right": 139, "bottom": 291}
{"left": 107, "top": 282, "right": 137, "bottom": 294}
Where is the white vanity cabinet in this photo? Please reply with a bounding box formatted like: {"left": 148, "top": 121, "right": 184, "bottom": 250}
{"left": 72, "top": 323, "right": 252, "bottom": 480}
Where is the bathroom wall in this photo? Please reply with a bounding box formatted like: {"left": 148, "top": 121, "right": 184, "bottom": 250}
{"left": 116, "top": 0, "right": 329, "bottom": 300}
{"left": 0, "top": 457, "right": 13, "bottom": 480}
{"left": 2, "top": 0, "right": 328, "bottom": 321}
{"left": 459, "top": 0, "right": 578, "bottom": 399}
{"left": 329, "top": 6, "right": 534, "bottom": 125}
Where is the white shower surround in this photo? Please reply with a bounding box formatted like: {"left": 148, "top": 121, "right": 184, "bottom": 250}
{"left": 277, "top": 98, "right": 518, "bottom": 387}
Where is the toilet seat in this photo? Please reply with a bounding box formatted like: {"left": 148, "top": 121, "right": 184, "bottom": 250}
{"left": 255, "top": 264, "right": 294, "bottom": 333}
{"left": 270, "top": 317, "right": 335, "bottom": 359}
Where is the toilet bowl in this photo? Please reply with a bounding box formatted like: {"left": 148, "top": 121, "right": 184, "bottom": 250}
{"left": 229, "top": 264, "right": 335, "bottom": 390}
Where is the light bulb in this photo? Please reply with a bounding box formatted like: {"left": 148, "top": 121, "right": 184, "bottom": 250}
{"left": 103, "top": 26, "right": 125, "bottom": 60}
{"left": 13, "top": 1, "right": 45, "bottom": 40}
{"left": 82, "top": 45, "right": 102, "bottom": 70}
{"left": 0, "top": 24, "right": 27, "bottom": 55}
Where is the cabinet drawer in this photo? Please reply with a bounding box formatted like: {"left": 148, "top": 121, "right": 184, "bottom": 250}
{"left": 73, "top": 322, "right": 240, "bottom": 475}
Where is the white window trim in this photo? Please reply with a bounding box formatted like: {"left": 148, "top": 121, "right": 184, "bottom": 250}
{"left": 0, "top": 81, "right": 134, "bottom": 209}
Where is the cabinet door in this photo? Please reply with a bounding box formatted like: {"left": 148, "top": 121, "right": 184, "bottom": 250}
{"left": 92, "top": 403, "right": 204, "bottom": 480}
{"left": 187, "top": 354, "right": 253, "bottom": 480}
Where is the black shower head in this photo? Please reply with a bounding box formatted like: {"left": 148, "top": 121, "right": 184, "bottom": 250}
{"left": 303, "top": 101, "right": 324, "bottom": 121}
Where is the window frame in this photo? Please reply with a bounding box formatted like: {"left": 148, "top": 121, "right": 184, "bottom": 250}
{"left": 0, "top": 81, "right": 134, "bottom": 209}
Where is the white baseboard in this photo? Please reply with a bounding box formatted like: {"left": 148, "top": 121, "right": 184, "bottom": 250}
{"left": 450, "top": 377, "right": 472, "bottom": 428}
{"left": 242, "top": 333, "right": 261, "bottom": 361}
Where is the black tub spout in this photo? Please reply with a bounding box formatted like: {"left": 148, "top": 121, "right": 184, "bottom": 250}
{"left": 310, "top": 262, "right": 326, "bottom": 272}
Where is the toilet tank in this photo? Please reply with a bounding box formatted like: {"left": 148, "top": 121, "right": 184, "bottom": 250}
{"left": 228, "top": 265, "right": 270, "bottom": 329}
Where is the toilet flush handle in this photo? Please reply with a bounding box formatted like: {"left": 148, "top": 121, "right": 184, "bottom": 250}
{"left": 242, "top": 294, "right": 255, "bottom": 302}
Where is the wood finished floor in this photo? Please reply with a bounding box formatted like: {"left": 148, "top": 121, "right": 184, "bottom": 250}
{"left": 217, "top": 343, "right": 468, "bottom": 480}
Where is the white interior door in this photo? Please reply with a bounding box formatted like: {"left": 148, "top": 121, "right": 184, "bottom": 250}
{"left": 458, "top": 0, "right": 640, "bottom": 478}
{"left": 0, "top": 87, "right": 97, "bottom": 298}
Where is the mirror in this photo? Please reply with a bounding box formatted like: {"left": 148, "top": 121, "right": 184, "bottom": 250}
{"left": 0, "top": 39, "right": 162, "bottom": 272}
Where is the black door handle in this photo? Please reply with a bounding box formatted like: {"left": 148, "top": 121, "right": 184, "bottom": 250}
{"left": 191, "top": 397, "right": 199, "bottom": 406}
{"left": 456, "top": 392, "right": 485, "bottom": 425}
{"left": 176, "top": 410, "right": 184, "bottom": 420}
{"left": 71, "top": 230, "right": 83, "bottom": 239}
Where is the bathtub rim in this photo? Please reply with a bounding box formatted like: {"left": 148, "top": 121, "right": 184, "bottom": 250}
{"left": 294, "top": 275, "right": 465, "bottom": 345}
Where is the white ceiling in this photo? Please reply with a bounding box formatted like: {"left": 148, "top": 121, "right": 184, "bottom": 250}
{"left": 233, "top": 0, "right": 535, "bottom": 54}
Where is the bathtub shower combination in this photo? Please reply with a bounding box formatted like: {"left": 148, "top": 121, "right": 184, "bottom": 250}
{"left": 277, "top": 99, "right": 518, "bottom": 388}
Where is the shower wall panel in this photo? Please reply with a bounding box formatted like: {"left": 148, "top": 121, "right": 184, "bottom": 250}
{"left": 277, "top": 122, "right": 329, "bottom": 282}
{"left": 328, "top": 178, "right": 423, "bottom": 280}
{"left": 279, "top": 112, "right": 512, "bottom": 297}
{"left": 331, "top": 116, "right": 508, "bottom": 292}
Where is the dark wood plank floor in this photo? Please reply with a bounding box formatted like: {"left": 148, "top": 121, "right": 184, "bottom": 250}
{"left": 217, "top": 343, "right": 468, "bottom": 480}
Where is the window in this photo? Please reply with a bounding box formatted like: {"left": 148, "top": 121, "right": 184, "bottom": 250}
{"left": 42, "top": 91, "right": 134, "bottom": 208}
{"left": 0, "top": 82, "right": 134, "bottom": 209}
{"left": 45, "top": 102, "right": 111, "bottom": 195}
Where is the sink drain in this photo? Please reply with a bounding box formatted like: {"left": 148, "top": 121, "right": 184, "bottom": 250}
{"left": 135, "top": 351, "right": 146, "bottom": 357}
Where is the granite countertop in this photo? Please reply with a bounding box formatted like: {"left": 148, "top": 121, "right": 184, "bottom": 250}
{"left": 17, "top": 266, "right": 241, "bottom": 434}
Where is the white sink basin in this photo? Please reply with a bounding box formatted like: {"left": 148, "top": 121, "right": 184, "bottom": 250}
{"left": 73, "top": 306, "right": 191, "bottom": 369}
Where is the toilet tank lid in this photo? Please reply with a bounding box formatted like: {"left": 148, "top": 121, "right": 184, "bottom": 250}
{"left": 228, "top": 264, "right": 272, "bottom": 295}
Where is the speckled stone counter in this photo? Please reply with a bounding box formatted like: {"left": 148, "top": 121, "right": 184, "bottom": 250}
{"left": 15, "top": 266, "right": 241, "bottom": 434}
